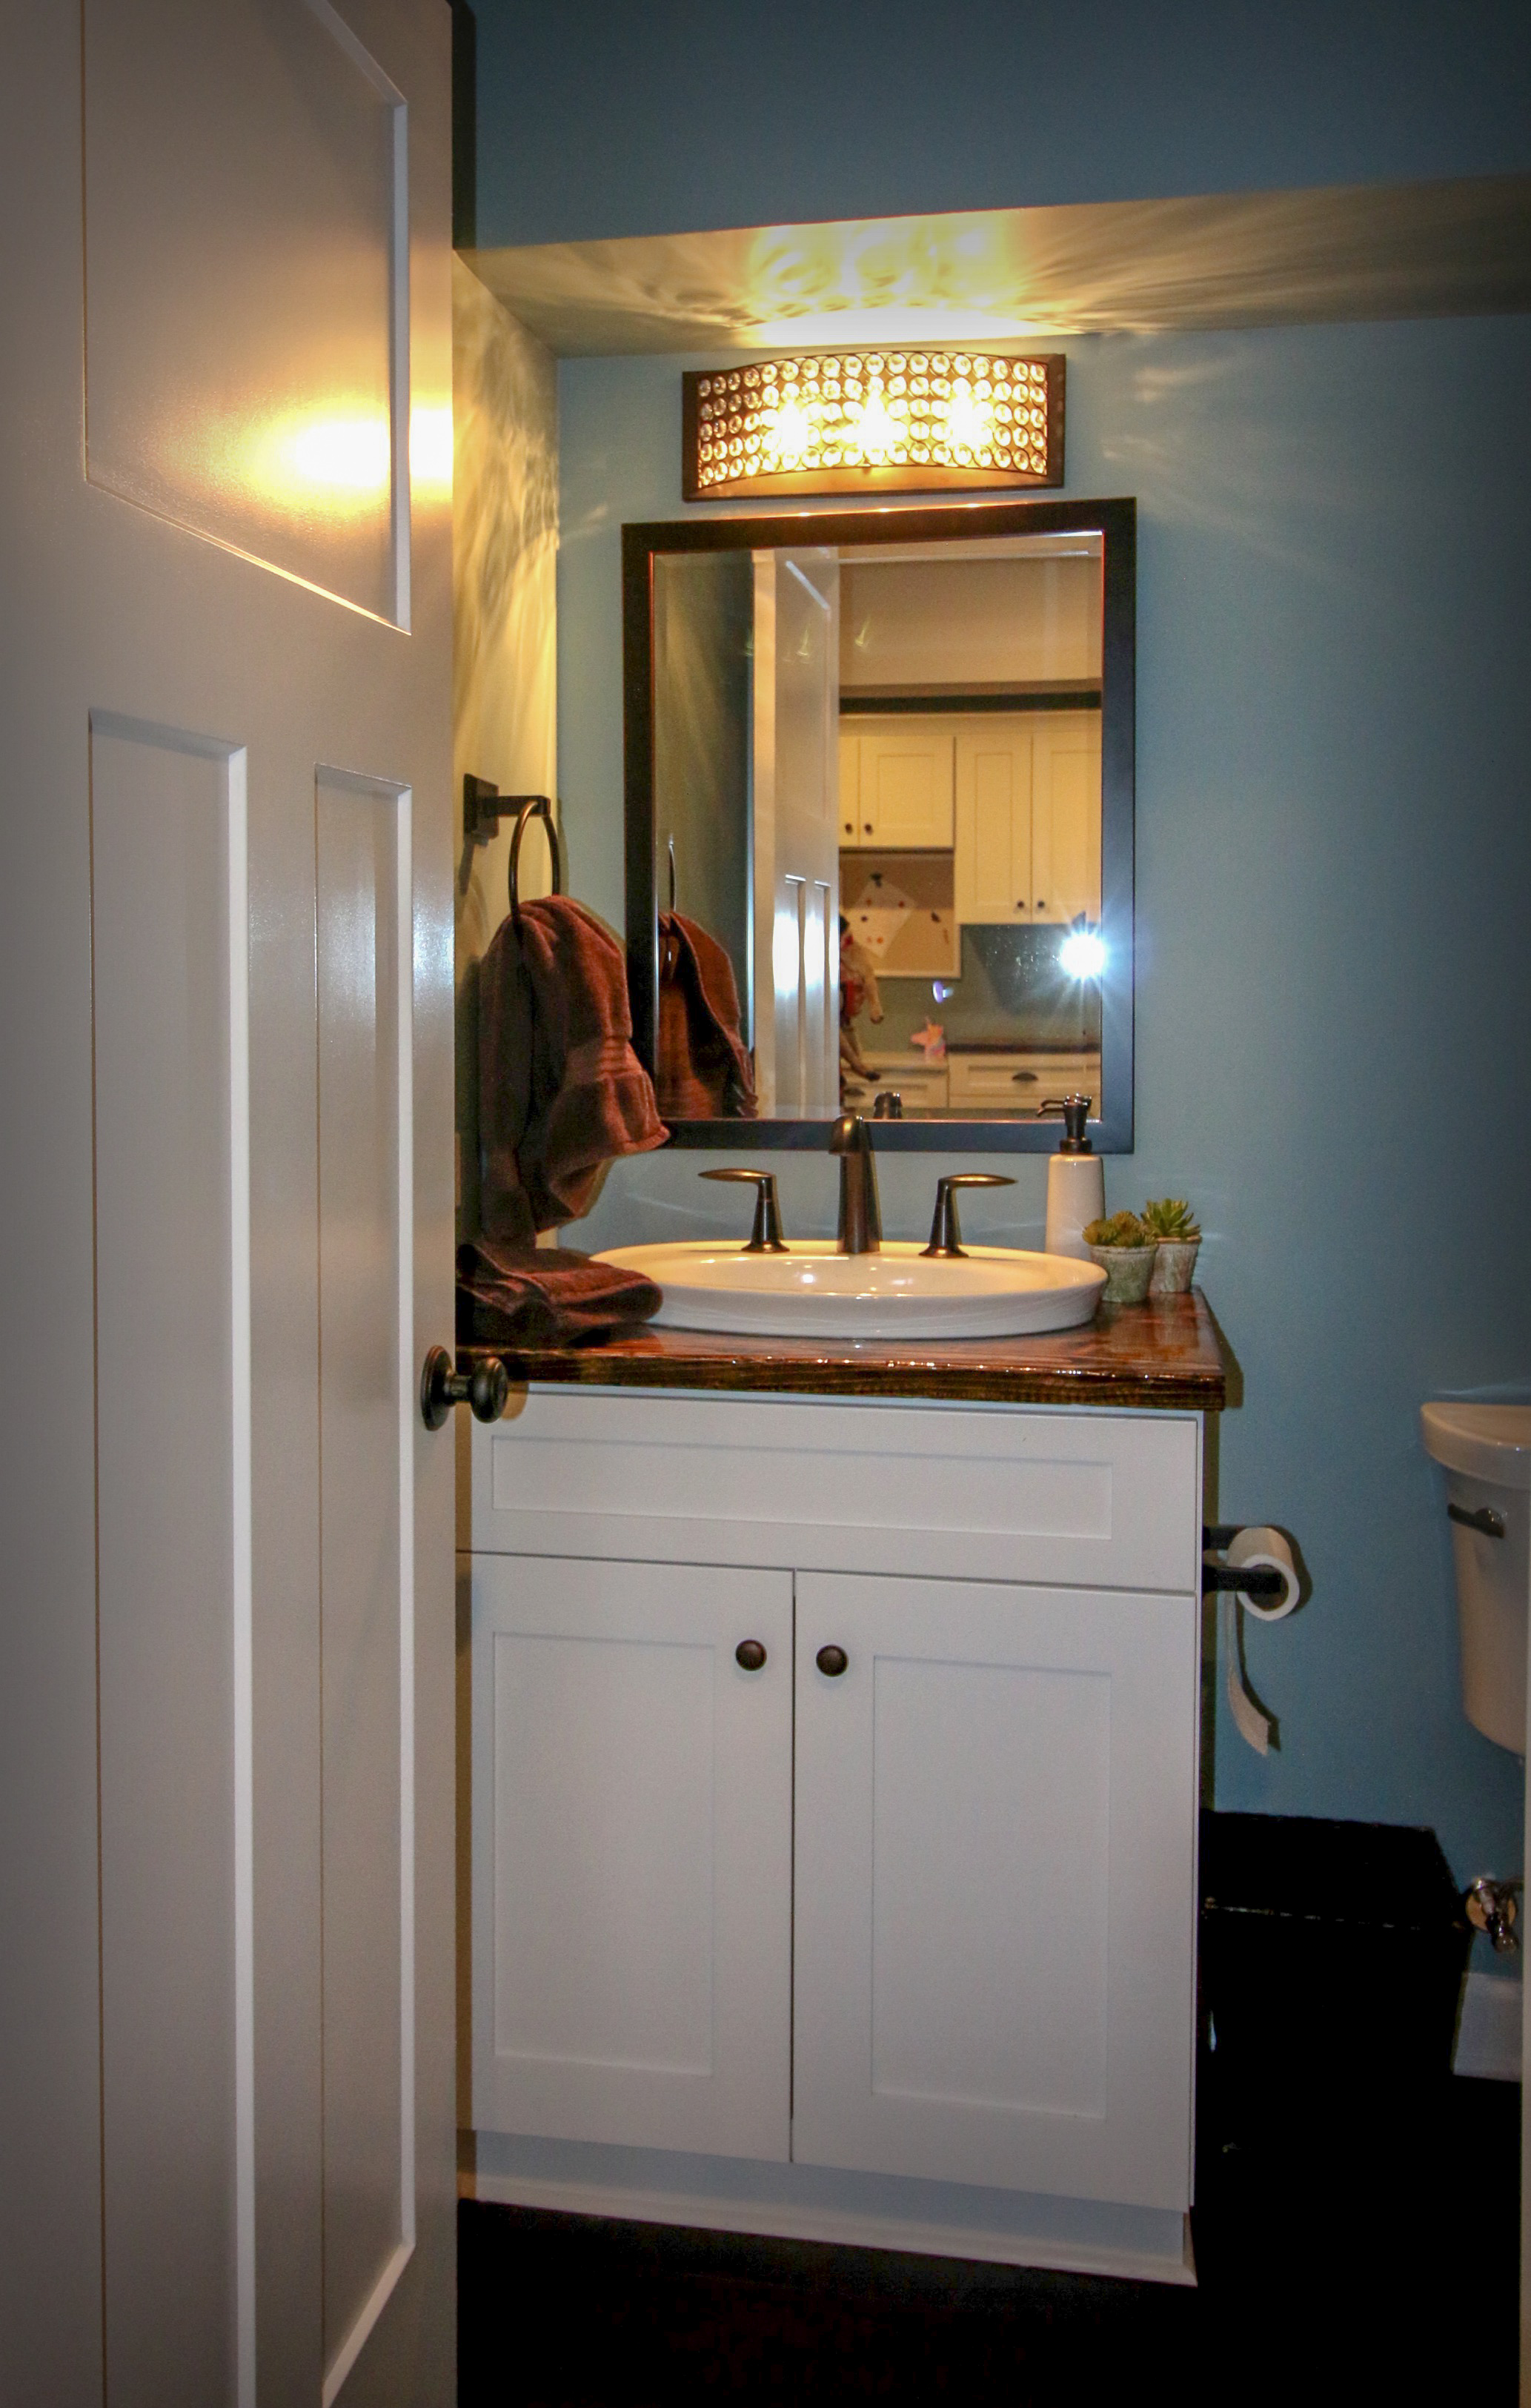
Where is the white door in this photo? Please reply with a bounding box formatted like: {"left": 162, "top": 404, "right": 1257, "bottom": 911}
{"left": 753, "top": 550, "right": 840, "bottom": 1115}
{"left": 471, "top": 1556, "right": 793, "bottom": 2160}
{"left": 0, "top": 7, "right": 454, "bottom": 2404}
{"left": 793, "top": 1574, "right": 1198, "bottom": 2213}
{"left": 1030, "top": 712, "right": 1103, "bottom": 924}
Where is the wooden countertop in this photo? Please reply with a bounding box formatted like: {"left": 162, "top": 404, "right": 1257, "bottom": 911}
{"left": 482, "top": 1288, "right": 1228, "bottom": 1411}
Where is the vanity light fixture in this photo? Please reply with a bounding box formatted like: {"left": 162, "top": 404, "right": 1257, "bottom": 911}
{"left": 682, "top": 350, "right": 1064, "bottom": 500}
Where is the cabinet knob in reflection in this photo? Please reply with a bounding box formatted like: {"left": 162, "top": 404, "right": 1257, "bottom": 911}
{"left": 735, "top": 1639, "right": 767, "bottom": 1671}
{"left": 816, "top": 1645, "right": 848, "bottom": 1678}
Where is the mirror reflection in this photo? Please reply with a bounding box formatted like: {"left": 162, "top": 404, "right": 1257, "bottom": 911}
{"left": 649, "top": 528, "right": 1107, "bottom": 1126}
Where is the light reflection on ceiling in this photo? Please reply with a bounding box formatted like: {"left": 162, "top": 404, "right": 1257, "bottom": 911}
{"left": 466, "top": 174, "right": 1531, "bottom": 358}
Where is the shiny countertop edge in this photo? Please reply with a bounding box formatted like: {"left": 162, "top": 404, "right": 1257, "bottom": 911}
{"left": 467, "top": 1289, "right": 1229, "bottom": 1411}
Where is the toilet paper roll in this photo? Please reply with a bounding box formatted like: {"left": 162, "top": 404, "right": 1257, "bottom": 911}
{"left": 1224, "top": 1525, "right": 1301, "bottom": 1622}
{"left": 1218, "top": 1528, "right": 1301, "bottom": 1755}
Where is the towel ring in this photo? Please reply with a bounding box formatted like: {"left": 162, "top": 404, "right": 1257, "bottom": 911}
{"left": 508, "top": 796, "right": 565, "bottom": 927}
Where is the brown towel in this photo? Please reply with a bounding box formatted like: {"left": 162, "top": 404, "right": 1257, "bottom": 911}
{"left": 479, "top": 894, "right": 668, "bottom": 1239}
{"left": 456, "top": 1238, "right": 662, "bottom": 1349}
{"left": 657, "top": 911, "right": 758, "bottom": 1121}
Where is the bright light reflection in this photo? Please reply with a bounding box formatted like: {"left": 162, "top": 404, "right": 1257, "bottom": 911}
{"left": 286, "top": 414, "right": 391, "bottom": 493}
{"left": 410, "top": 404, "right": 453, "bottom": 493}
{"left": 1059, "top": 928, "right": 1107, "bottom": 979}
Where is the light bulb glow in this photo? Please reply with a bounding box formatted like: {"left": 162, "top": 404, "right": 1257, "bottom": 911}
{"left": 1058, "top": 928, "right": 1107, "bottom": 980}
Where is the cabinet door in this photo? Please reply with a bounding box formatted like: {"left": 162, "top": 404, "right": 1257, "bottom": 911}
{"left": 857, "top": 723, "right": 954, "bottom": 847}
{"left": 472, "top": 1555, "right": 793, "bottom": 2160}
{"left": 838, "top": 726, "right": 863, "bottom": 846}
{"left": 1030, "top": 711, "right": 1102, "bottom": 923}
{"left": 954, "top": 720, "right": 1033, "bottom": 923}
{"left": 794, "top": 1573, "right": 1198, "bottom": 2212}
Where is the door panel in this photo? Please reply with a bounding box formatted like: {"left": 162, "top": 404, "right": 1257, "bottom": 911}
{"left": 794, "top": 1573, "right": 1198, "bottom": 2212}
{"left": 91, "top": 716, "right": 250, "bottom": 2408}
{"left": 84, "top": 0, "right": 406, "bottom": 623}
{"left": 473, "top": 1556, "right": 793, "bottom": 2162}
{"left": 316, "top": 773, "right": 414, "bottom": 2387}
{"left": 753, "top": 551, "right": 839, "bottom": 1114}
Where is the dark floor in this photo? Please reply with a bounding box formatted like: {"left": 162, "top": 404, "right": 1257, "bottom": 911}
{"left": 459, "top": 2075, "right": 1520, "bottom": 2403}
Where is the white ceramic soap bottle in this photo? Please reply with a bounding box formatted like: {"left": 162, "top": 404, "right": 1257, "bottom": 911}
{"left": 1043, "top": 1095, "right": 1105, "bottom": 1261}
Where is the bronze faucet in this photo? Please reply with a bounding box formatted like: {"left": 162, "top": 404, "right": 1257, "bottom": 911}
{"left": 829, "top": 1112, "right": 881, "bottom": 1254}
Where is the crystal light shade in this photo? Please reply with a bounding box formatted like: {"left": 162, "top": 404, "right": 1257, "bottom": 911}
{"left": 683, "top": 350, "right": 1063, "bottom": 500}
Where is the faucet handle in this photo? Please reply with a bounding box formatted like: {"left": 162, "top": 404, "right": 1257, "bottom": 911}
{"left": 699, "top": 1167, "right": 788, "bottom": 1253}
{"left": 921, "top": 1173, "right": 1015, "bottom": 1259}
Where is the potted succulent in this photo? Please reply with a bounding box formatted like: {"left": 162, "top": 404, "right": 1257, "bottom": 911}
{"left": 1083, "top": 1210, "right": 1158, "bottom": 1304}
{"left": 1142, "top": 1198, "right": 1203, "bottom": 1295}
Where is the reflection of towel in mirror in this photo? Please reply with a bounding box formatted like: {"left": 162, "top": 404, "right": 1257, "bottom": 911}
{"left": 478, "top": 894, "right": 668, "bottom": 1239}
{"left": 657, "top": 912, "right": 757, "bottom": 1121}
{"left": 456, "top": 1238, "right": 662, "bottom": 1348}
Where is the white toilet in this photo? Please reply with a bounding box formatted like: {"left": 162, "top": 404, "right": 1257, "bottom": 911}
{"left": 1421, "top": 1402, "right": 1531, "bottom": 1753}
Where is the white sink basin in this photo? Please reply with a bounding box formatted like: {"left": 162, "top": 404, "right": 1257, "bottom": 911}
{"left": 595, "top": 1240, "right": 1106, "bottom": 1339}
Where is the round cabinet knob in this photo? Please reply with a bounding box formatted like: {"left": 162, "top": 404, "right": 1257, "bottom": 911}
{"left": 815, "top": 1645, "right": 848, "bottom": 1678}
{"left": 734, "top": 1639, "right": 767, "bottom": 1671}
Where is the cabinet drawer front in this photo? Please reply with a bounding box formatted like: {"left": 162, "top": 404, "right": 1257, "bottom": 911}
{"left": 946, "top": 1053, "right": 1100, "bottom": 1110}
{"left": 471, "top": 1554, "right": 793, "bottom": 2160}
{"left": 793, "top": 1573, "right": 1198, "bottom": 2212}
{"left": 474, "top": 1393, "right": 1199, "bottom": 1593}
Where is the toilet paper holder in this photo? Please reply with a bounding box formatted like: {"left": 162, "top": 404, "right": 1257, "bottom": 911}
{"left": 1202, "top": 1524, "right": 1289, "bottom": 1602}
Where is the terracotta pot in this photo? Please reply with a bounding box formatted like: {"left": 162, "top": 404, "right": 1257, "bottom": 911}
{"left": 1149, "top": 1238, "right": 1201, "bottom": 1296}
{"left": 1086, "top": 1242, "right": 1156, "bottom": 1304}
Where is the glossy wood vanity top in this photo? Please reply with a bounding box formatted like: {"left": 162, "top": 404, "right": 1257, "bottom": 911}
{"left": 484, "top": 1287, "right": 1228, "bottom": 1411}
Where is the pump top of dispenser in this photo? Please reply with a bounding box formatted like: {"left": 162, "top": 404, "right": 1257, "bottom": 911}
{"left": 1056, "top": 1094, "right": 1094, "bottom": 1155}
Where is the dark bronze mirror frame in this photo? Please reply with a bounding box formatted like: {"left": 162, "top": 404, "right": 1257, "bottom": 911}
{"left": 622, "top": 495, "right": 1135, "bottom": 1152}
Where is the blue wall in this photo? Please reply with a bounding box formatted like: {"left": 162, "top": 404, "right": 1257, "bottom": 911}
{"left": 474, "top": 0, "right": 1531, "bottom": 246}
{"left": 475, "top": 4, "right": 1531, "bottom": 1884}
{"left": 554, "top": 318, "right": 1531, "bottom": 1885}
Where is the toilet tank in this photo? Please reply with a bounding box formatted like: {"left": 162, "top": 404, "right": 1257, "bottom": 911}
{"left": 1420, "top": 1404, "right": 1531, "bottom": 1754}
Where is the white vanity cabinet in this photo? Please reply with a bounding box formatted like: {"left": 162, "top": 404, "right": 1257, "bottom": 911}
{"left": 469, "top": 1386, "right": 1203, "bottom": 2283}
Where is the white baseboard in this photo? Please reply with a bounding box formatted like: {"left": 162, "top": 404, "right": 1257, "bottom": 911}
{"left": 467, "top": 2133, "right": 1194, "bottom": 2287}
{"left": 1453, "top": 1968, "right": 1523, "bottom": 2082}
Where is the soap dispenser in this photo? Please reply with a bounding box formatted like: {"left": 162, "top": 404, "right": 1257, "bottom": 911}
{"left": 1043, "top": 1095, "right": 1105, "bottom": 1261}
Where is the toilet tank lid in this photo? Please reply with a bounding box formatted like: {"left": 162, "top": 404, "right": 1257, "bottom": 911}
{"left": 1421, "top": 1402, "right": 1531, "bottom": 1488}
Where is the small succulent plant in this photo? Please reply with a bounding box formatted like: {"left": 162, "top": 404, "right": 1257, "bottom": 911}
{"left": 1083, "top": 1210, "right": 1152, "bottom": 1250}
{"left": 1140, "top": 1198, "right": 1201, "bottom": 1243}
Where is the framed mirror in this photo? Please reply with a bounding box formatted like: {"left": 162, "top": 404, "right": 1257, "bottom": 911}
{"left": 622, "top": 496, "right": 1134, "bottom": 1150}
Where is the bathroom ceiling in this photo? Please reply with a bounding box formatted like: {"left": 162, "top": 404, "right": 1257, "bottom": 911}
{"left": 465, "top": 173, "right": 1531, "bottom": 356}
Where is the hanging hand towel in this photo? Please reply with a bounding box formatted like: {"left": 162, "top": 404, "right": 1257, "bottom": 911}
{"left": 478, "top": 893, "right": 668, "bottom": 1239}
{"left": 657, "top": 910, "right": 757, "bottom": 1121}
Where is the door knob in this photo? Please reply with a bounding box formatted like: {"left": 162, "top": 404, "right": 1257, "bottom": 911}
{"left": 815, "top": 1645, "right": 848, "bottom": 1677}
{"left": 419, "top": 1345, "right": 509, "bottom": 1430}
{"left": 735, "top": 1639, "right": 768, "bottom": 1671}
